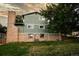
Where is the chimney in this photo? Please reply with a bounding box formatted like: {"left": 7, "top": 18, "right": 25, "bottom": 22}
{"left": 7, "top": 11, "right": 18, "bottom": 43}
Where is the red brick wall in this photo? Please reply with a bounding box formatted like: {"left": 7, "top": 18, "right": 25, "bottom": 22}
{"left": 0, "top": 39, "right": 6, "bottom": 45}
{"left": 18, "top": 34, "right": 61, "bottom": 42}
{"left": 45, "top": 34, "right": 61, "bottom": 41}
{"left": 7, "top": 11, "right": 18, "bottom": 43}
{"left": 19, "top": 33, "right": 35, "bottom": 42}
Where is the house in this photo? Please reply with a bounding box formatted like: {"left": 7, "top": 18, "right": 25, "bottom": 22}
{"left": 0, "top": 24, "right": 7, "bottom": 44}
{"left": 6, "top": 11, "right": 61, "bottom": 43}
{"left": 15, "top": 12, "right": 61, "bottom": 42}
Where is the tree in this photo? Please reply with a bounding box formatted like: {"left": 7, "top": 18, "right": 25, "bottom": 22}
{"left": 0, "top": 24, "right": 7, "bottom": 33}
{"left": 40, "top": 3, "right": 79, "bottom": 35}
{"left": 2, "top": 26, "right": 7, "bottom": 33}
{"left": 0, "top": 24, "right": 3, "bottom": 33}
{"left": 15, "top": 15, "right": 24, "bottom": 26}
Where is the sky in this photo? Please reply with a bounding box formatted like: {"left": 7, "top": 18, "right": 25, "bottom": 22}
{"left": 0, "top": 3, "right": 46, "bottom": 26}
{"left": 0, "top": 3, "right": 46, "bottom": 16}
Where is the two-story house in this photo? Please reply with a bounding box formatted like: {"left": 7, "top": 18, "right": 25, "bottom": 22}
{"left": 14, "top": 12, "right": 61, "bottom": 42}
{"left": 6, "top": 11, "right": 61, "bottom": 43}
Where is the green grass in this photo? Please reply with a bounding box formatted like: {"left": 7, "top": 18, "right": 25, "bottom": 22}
{"left": 0, "top": 41, "right": 79, "bottom": 56}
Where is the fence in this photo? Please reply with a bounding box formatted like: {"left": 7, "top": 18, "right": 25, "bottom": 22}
{"left": 0, "top": 33, "right": 6, "bottom": 44}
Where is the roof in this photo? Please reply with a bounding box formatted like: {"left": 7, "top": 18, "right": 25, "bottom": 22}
{"left": 22, "top": 12, "right": 41, "bottom": 16}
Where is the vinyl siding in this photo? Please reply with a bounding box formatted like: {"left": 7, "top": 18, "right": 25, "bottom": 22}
{"left": 19, "top": 13, "right": 48, "bottom": 34}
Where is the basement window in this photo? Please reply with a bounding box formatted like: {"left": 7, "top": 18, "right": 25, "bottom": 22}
{"left": 28, "top": 34, "right": 33, "bottom": 38}
{"left": 40, "top": 34, "right": 44, "bottom": 38}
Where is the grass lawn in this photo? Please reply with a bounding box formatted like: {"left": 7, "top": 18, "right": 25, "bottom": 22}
{"left": 0, "top": 41, "right": 79, "bottom": 56}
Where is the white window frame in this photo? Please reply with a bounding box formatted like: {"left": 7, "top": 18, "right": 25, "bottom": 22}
{"left": 28, "top": 34, "right": 33, "bottom": 39}
{"left": 27, "top": 24, "right": 34, "bottom": 29}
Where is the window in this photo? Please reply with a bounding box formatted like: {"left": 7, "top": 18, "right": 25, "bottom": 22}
{"left": 39, "top": 25, "right": 45, "bottom": 29}
{"left": 27, "top": 24, "right": 34, "bottom": 29}
{"left": 40, "top": 34, "right": 44, "bottom": 38}
{"left": 28, "top": 34, "right": 33, "bottom": 38}
{"left": 40, "top": 26, "right": 44, "bottom": 28}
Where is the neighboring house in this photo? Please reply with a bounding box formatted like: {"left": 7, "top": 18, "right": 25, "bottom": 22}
{"left": 0, "top": 24, "right": 7, "bottom": 39}
{"left": 0, "top": 24, "right": 7, "bottom": 44}
{"left": 14, "top": 12, "right": 61, "bottom": 42}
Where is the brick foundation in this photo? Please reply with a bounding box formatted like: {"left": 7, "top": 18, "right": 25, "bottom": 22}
{"left": 18, "top": 33, "right": 61, "bottom": 42}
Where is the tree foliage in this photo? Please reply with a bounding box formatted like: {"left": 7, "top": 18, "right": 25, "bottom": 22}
{"left": 15, "top": 15, "right": 24, "bottom": 26}
{"left": 41, "top": 3, "right": 79, "bottom": 35}
{"left": 0, "top": 24, "right": 7, "bottom": 33}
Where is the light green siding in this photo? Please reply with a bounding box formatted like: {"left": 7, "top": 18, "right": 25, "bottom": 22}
{"left": 19, "top": 13, "right": 48, "bottom": 34}
{"left": 23, "top": 14, "right": 46, "bottom": 24}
